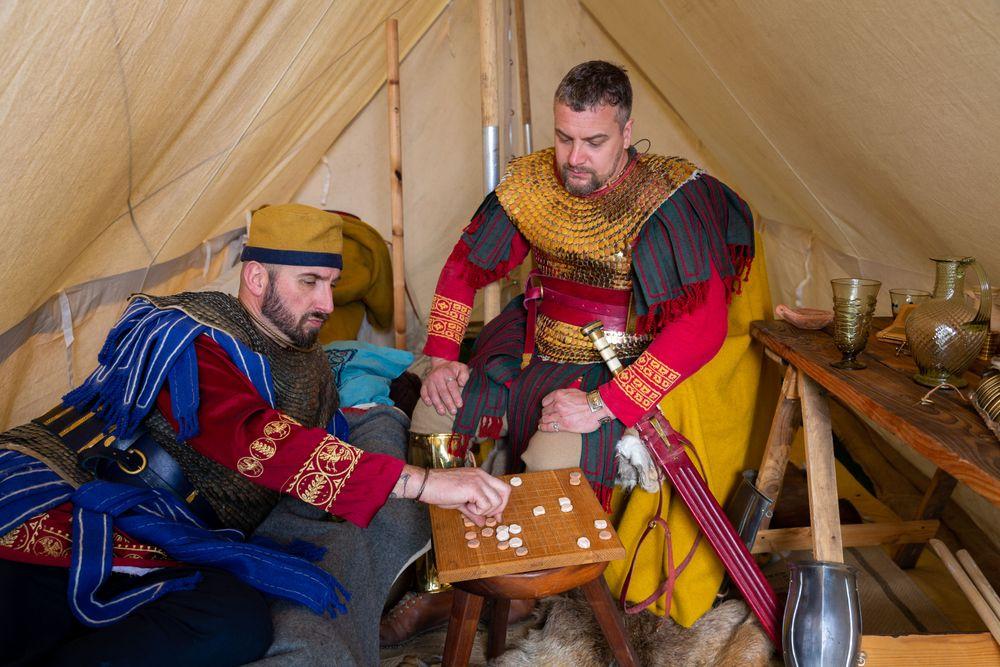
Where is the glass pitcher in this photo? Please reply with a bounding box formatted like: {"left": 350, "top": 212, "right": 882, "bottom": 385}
{"left": 904, "top": 256, "right": 992, "bottom": 388}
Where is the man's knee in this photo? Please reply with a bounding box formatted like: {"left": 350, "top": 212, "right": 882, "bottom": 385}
{"left": 409, "top": 400, "right": 457, "bottom": 434}
{"left": 521, "top": 430, "right": 582, "bottom": 471}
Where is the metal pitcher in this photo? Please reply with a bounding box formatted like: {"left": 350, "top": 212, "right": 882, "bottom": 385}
{"left": 783, "top": 560, "right": 861, "bottom": 667}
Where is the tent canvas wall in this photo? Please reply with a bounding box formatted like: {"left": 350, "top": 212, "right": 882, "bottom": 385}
{"left": 2, "top": 0, "right": 997, "bottom": 540}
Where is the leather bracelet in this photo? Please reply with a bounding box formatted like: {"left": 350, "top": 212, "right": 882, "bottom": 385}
{"left": 414, "top": 468, "right": 430, "bottom": 501}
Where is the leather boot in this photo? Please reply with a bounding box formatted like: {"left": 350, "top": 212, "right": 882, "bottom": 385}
{"left": 379, "top": 591, "right": 539, "bottom": 647}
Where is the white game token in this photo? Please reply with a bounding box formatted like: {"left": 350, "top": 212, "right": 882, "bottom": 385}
{"left": 497, "top": 525, "right": 509, "bottom": 533}
{"left": 509, "top": 476, "right": 523, "bottom": 487}
{"left": 463, "top": 518, "right": 473, "bottom": 527}
{"left": 558, "top": 496, "right": 571, "bottom": 506}
{"left": 599, "top": 530, "right": 613, "bottom": 540}
{"left": 467, "top": 539, "right": 481, "bottom": 548}
{"left": 569, "top": 477, "right": 581, "bottom": 486}
{"left": 560, "top": 504, "right": 574, "bottom": 513}
{"left": 577, "top": 537, "right": 591, "bottom": 549}
{"left": 481, "top": 527, "right": 494, "bottom": 537}
{"left": 569, "top": 471, "right": 582, "bottom": 479}
{"left": 532, "top": 505, "right": 545, "bottom": 516}
{"left": 485, "top": 517, "right": 497, "bottom": 527}
{"left": 594, "top": 519, "right": 608, "bottom": 530}
{"left": 497, "top": 540, "right": 510, "bottom": 550}
{"left": 509, "top": 537, "right": 523, "bottom": 548}
{"left": 509, "top": 523, "right": 522, "bottom": 535}
{"left": 464, "top": 530, "right": 477, "bottom": 540}
{"left": 515, "top": 546, "right": 528, "bottom": 557}
{"left": 496, "top": 529, "right": 510, "bottom": 542}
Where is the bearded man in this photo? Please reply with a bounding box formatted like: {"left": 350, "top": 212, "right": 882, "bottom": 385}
{"left": 0, "top": 204, "right": 510, "bottom": 666}
{"left": 382, "top": 60, "right": 755, "bottom": 642}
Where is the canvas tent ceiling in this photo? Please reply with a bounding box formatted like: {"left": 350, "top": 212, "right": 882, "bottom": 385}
{"left": 0, "top": 1, "right": 997, "bottom": 528}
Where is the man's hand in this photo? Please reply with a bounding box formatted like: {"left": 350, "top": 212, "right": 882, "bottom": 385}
{"left": 421, "top": 357, "right": 471, "bottom": 416}
{"left": 537, "top": 388, "right": 613, "bottom": 434}
{"left": 394, "top": 465, "right": 510, "bottom": 525}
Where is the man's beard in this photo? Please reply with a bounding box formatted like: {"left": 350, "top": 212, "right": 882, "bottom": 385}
{"left": 260, "top": 282, "right": 328, "bottom": 348}
{"left": 560, "top": 164, "right": 602, "bottom": 196}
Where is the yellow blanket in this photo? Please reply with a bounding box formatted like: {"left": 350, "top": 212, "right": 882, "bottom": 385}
{"left": 604, "top": 233, "right": 772, "bottom": 627}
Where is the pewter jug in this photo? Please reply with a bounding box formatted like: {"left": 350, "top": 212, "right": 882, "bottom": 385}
{"left": 904, "top": 256, "right": 992, "bottom": 388}
{"left": 783, "top": 560, "right": 861, "bottom": 667}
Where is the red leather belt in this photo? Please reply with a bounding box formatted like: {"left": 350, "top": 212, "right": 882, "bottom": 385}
{"left": 522, "top": 272, "right": 632, "bottom": 365}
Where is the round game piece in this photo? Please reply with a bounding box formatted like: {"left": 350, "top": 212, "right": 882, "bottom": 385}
{"left": 467, "top": 539, "right": 481, "bottom": 548}
{"left": 481, "top": 527, "right": 494, "bottom": 537}
{"left": 594, "top": 519, "right": 608, "bottom": 530}
{"left": 560, "top": 504, "right": 573, "bottom": 513}
{"left": 558, "top": 496, "right": 571, "bottom": 506}
{"left": 599, "top": 530, "right": 613, "bottom": 540}
{"left": 509, "top": 476, "right": 523, "bottom": 487}
{"left": 497, "top": 540, "right": 510, "bottom": 550}
{"left": 497, "top": 524, "right": 509, "bottom": 533}
{"left": 577, "top": 536, "right": 591, "bottom": 549}
{"left": 515, "top": 546, "right": 528, "bottom": 557}
{"left": 509, "top": 523, "right": 522, "bottom": 535}
{"left": 532, "top": 505, "right": 545, "bottom": 516}
{"left": 463, "top": 517, "right": 473, "bottom": 527}
{"left": 485, "top": 517, "right": 497, "bottom": 527}
{"left": 569, "top": 477, "right": 581, "bottom": 486}
{"left": 569, "top": 470, "right": 581, "bottom": 479}
{"left": 508, "top": 537, "right": 523, "bottom": 548}
{"left": 496, "top": 529, "right": 510, "bottom": 542}
{"left": 464, "top": 530, "right": 477, "bottom": 540}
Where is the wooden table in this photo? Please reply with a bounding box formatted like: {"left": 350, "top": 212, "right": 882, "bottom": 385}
{"left": 750, "top": 319, "right": 1000, "bottom": 664}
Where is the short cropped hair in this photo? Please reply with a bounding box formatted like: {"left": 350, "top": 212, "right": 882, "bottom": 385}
{"left": 554, "top": 61, "right": 632, "bottom": 127}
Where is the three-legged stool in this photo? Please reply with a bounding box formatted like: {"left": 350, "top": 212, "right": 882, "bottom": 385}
{"left": 442, "top": 561, "right": 638, "bottom": 666}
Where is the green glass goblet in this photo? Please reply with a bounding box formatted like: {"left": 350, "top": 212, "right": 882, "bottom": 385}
{"left": 830, "top": 278, "right": 882, "bottom": 370}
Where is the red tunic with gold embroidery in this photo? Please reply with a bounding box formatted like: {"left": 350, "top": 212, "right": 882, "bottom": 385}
{"left": 0, "top": 336, "right": 404, "bottom": 568}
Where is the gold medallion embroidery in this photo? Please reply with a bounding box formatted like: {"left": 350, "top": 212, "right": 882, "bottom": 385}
{"left": 263, "top": 420, "right": 292, "bottom": 440}
{"left": 249, "top": 438, "right": 277, "bottom": 461}
{"left": 282, "top": 435, "right": 363, "bottom": 512}
{"left": 237, "top": 456, "right": 264, "bottom": 478}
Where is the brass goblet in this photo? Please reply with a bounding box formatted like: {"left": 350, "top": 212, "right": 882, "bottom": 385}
{"left": 830, "top": 278, "right": 881, "bottom": 370}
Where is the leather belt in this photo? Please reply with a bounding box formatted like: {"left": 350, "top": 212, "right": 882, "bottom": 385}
{"left": 522, "top": 272, "right": 632, "bottom": 366}
{"left": 34, "top": 403, "right": 222, "bottom": 528}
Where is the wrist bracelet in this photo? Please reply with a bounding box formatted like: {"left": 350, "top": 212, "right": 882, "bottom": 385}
{"left": 414, "top": 468, "right": 430, "bottom": 501}
{"left": 586, "top": 390, "right": 604, "bottom": 413}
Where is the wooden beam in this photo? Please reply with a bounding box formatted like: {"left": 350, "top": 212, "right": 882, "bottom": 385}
{"left": 858, "top": 633, "right": 1000, "bottom": 665}
{"left": 751, "top": 520, "right": 938, "bottom": 554}
{"left": 893, "top": 468, "right": 957, "bottom": 567}
{"left": 478, "top": 0, "right": 501, "bottom": 322}
{"left": 755, "top": 364, "right": 800, "bottom": 529}
{"left": 385, "top": 19, "right": 406, "bottom": 350}
{"left": 929, "top": 539, "right": 1000, "bottom": 646}
{"left": 798, "top": 372, "right": 844, "bottom": 562}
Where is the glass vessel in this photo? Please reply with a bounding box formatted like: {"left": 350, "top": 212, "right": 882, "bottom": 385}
{"left": 830, "top": 278, "right": 881, "bottom": 370}
{"left": 904, "top": 257, "right": 992, "bottom": 388}
{"left": 889, "top": 288, "right": 931, "bottom": 316}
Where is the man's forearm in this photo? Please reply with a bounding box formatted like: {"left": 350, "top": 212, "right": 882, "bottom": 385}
{"left": 390, "top": 464, "right": 429, "bottom": 500}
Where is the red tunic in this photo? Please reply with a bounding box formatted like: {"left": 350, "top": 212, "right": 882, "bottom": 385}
{"left": 0, "top": 336, "right": 404, "bottom": 568}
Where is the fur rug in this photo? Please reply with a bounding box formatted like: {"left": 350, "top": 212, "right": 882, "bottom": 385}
{"left": 381, "top": 593, "right": 777, "bottom": 667}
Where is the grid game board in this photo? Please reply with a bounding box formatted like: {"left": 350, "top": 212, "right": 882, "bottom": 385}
{"left": 429, "top": 468, "right": 626, "bottom": 584}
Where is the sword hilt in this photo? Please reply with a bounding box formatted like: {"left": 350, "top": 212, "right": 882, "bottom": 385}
{"left": 581, "top": 320, "right": 624, "bottom": 377}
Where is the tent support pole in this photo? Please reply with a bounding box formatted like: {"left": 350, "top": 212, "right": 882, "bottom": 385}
{"left": 513, "top": 0, "right": 532, "bottom": 155}
{"left": 386, "top": 18, "right": 407, "bottom": 350}
{"left": 479, "top": 0, "right": 501, "bottom": 323}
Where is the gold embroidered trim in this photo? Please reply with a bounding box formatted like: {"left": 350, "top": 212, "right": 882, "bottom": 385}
{"left": 0, "top": 512, "right": 167, "bottom": 562}
{"left": 613, "top": 354, "right": 681, "bottom": 411}
{"left": 282, "top": 435, "right": 363, "bottom": 513}
{"left": 427, "top": 294, "right": 472, "bottom": 346}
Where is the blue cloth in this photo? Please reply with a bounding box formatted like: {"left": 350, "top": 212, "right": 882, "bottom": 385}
{"left": 64, "top": 298, "right": 275, "bottom": 442}
{"left": 0, "top": 450, "right": 350, "bottom": 628}
{"left": 324, "top": 341, "right": 413, "bottom": 407}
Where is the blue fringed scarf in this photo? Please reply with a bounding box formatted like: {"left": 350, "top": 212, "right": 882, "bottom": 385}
{"left": 0, "top": 450, "right": 350, "bottom": 627}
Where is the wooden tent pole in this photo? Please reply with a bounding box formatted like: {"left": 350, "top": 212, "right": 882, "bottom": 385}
{"left": 513, "top": 0, "right": 532, "bottom": 155}
{"left": 386, "top": 19, "right": 406, "bottom": 350}
{"left": 478, "top": 0, "right": 501, "bottom": 322}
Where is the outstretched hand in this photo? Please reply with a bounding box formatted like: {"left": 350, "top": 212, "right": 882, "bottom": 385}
{"left": 413, "top": 466, "right": 511, "bottom": 525}
{"left": 420, "top": 357, "right": 471, "bottom": 416}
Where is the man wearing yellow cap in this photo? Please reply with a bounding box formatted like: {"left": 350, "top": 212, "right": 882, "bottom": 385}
{"left": 0, "top": 204, "right": 510, "bottom": 665}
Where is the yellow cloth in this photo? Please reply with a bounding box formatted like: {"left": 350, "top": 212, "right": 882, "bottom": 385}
{"left": 318, "top": 213, "right": 394, "bottom": 344}
{"left": 604, "top": 232, "right": 772, "bottom": 627}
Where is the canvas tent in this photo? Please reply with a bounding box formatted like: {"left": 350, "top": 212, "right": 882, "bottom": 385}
{"left": 1, "top": 0, "right": 997, "bottom": 538}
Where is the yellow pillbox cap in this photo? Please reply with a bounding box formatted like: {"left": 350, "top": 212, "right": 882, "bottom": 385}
{"left": 241, "top": 204, "right": 344, "bottom": 268}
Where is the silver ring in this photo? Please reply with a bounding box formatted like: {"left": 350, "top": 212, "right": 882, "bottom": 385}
{"left": 446, "top": 377, "right": 456, "bottom": 383}
{"left": 553, "top": 421, "right": 560, "bottom": 432}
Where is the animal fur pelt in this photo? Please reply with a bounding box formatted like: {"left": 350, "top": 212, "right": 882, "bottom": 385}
{"left": 380, "top": 594, "right": 777, "bottom": 667}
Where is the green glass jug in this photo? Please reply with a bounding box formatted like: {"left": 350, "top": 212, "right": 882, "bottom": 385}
{"left": 904, "top": 256, "right": 992, "bottom": 388}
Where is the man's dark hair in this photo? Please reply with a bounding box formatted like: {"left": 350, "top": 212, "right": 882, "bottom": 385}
{"left": 554, "top": 60, "right": 632, "bottom": 126}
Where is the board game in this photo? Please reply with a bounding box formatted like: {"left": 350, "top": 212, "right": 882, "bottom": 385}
{"left": 429, "top": 468, "right": 626, "bottom": 584}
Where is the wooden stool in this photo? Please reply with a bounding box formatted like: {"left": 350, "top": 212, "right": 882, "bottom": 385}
{"left": 442, "top": 560, "right": 638, "bottom": 666}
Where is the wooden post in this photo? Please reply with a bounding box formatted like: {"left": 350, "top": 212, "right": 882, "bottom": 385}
{"left": 386, "top": 19, "right": 406, "bottom": 349}
{"left": 755, "top": 364, "right": 801, "bottom": 530}
{"left": 929, "top": 539, "right": 1000, "bottom": 646}
{"left": 798, "top": 372, "right": 844, "bottom": 563}
{"left": 513, "top": 0, "right": 532, "bottom": 155}
{"left": 478, "top": 0, "right": 501, "bottom": 322}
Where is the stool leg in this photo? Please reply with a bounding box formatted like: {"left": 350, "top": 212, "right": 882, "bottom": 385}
{"left": 580, "top": 577, "right": 639, "bottom": 667}
{"left": 442, "top": 588, "right": 484, "bottom": 667}
{"left": 487, "top": 598, "right": 510, "bottom": 660}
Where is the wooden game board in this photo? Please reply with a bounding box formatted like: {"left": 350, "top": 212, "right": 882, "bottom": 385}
{"left": 429, "top": 468, "right": 626, "bottom": 584}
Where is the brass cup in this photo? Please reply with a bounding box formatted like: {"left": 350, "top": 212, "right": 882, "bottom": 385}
{"left": 830, "top": 278, "right": 882, "bottom": 370}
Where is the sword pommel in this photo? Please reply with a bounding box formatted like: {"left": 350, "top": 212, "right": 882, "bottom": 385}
{"left": 581, "top": 320, "right": 624, "bottom": 377}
